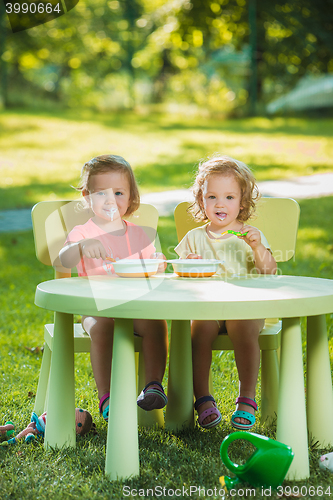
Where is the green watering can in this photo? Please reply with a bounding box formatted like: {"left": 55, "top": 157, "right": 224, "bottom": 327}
{"left": 220, "top": 432, "right": 294, "bottom": 490}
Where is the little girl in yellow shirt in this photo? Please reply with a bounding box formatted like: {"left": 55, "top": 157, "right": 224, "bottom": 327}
{"left": 175, "top": 155, "right": 277, "bottom": 430}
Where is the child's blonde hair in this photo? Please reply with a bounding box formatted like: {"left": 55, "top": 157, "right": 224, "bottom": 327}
{"left": 77, "top": 154, "right": 140, "bottom": 216}
{"left": 189, "top": 154, "right": 260, "bottom": 222}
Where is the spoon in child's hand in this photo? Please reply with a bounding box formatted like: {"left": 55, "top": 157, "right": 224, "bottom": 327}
{"left": 209, "top": 229, "right": 249, "bottom": 240}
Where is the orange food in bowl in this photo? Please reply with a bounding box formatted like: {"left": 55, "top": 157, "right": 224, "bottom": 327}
{"left": 169, "top": 259, "right": 220, "bottom": 278}
{"left": 174, "top": 270, "right": 217, "bottom": 278}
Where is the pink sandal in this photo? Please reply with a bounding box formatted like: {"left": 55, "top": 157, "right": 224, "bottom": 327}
{"left": 194, "top": 395, "right": 222, "bottom": 429}
{"left": 99, "top": 392, "right": 110, "bottom": 422}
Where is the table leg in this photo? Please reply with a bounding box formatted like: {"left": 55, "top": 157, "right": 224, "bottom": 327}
{"left": 165, "top": 320, "right": 194, "bottom": 431}
{"left": 260, "top": 349, "right": 279, "bottom": 425}
{"left": 307, "top": 314, "right": 333, "bottom": 446}
{"left": 34, "top": 341, "right": 51, "bottom": 414}
{"left": 276, "top": 317, "right": 309, "bottom": 480}
{"left": 105, "top": 318, "right": 139, "bottom": 480}
{"left": 44, "top": 312, "right": 76, "bottom": 448}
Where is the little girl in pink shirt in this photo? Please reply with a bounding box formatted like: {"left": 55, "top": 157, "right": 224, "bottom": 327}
{"left": 59, "top": 154, "right": 168, "bottom": 421}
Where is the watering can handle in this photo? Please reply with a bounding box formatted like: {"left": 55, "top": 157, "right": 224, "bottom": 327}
{"left": 220, "top": 431, "right": 261, "bottom": 473}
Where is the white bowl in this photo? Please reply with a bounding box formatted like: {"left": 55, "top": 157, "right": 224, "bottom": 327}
{"left": 112, "top": 259, "right": 163, "bottom": 278}
{"left": 167, "top": 259, "right": 221, "bottom": 278}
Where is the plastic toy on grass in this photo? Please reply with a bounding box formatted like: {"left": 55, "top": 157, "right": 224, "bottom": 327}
{"left": 1, "top": 408, "right": 95, "bottom": 446}
{"left": 319, "top": 452, "right": 333, "bottom": 472}
{"left": 219, "top": 432, "right": 294, "bottom": 490}
{"left": 0, "top": 421, "right": 15, "bottom": 438}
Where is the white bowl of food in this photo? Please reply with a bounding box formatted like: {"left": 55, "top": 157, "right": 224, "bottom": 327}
{"left": 112, "top": 259, "right": 163, "bottom": 278}
{"left": 167, "top": 259, "right": 221, "bottom": 278}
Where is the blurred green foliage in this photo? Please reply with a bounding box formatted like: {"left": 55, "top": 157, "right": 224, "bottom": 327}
{"left": 1, "top": 0, "right": 333, "bottom": 113}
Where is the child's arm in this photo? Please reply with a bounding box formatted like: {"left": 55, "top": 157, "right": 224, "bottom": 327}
{"left": 186, "top": 253, "right": 202, "bottom": 259}
{"left": 174, "top": 230, "right": 202, "bottom": 259}
{"left": 240, "top": 225, "right": 277, "bottom": 275}
{"left": 59, "top": 239, "right": 107, "bottom": 268}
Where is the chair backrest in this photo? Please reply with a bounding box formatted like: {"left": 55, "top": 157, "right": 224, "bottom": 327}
{"left": 174, "top": 197, "right": 300, "bottom": 262}
{"left": 31, "top": 200, "right": 159, "bottom": 276}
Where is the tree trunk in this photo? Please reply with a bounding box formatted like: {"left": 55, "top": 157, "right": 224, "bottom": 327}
{"left": 0, "top": 5, "right": 8, "bottom": 108}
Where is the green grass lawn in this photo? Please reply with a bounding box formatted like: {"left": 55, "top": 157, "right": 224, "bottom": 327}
{"left": 1, "top": 109, "right": 333, "bottom": 210}
{"left": 0, "top": 110, "right": 333, "bottom": 499}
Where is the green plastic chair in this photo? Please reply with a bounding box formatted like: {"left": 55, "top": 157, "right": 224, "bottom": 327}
{"left": 173, "top": 197, "right": 300, "bottom": 424}
{"left": 31, "top": 199, "right": 163, "bottom": 428}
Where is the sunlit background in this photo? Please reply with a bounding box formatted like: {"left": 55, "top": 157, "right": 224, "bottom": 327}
{"left": 1, "top": 0, "right": 332, "bottom": 116}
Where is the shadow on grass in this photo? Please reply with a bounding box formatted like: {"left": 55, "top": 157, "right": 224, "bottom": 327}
{"left": 135, "top": 159, "right": 196, "bottom": 190}
{"left": 0, "top": 180, "right": 79, "bottom": 210}
{"left": 4, "top": 107, "right": 333, "bottom": 137}
{"left": 0, "top": 121, "right": 41, "bottom": 138}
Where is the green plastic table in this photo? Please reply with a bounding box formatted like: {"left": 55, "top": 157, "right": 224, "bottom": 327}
{"left": 35, "top": 274, "right": 333, "bottom": 480}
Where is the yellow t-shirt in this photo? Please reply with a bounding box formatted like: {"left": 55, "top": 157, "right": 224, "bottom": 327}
{"left": 174, "top": 224, "right": 271, "bottom": 277}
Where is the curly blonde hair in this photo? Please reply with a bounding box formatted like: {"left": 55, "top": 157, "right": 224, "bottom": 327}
{"left": 189, "top": 154, "right": 260, "bottom": 222}
{"left": 77, "top": 154, "right": 140, "bottom": 217}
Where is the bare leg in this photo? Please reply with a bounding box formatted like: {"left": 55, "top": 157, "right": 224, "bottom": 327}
{"left": 226, "top": 318, "right": 264, "bottom": 425}
{"left": 83, "top": 316, "right": 168, "bottom": 414}
{"left": 82, "top": 315, "right": 114, "bottom": 406}
{"left": 192, "top": 320, "right": 220, "bottom": 425}
{"left": 134, "top": 319, "right": 168, "bottom": 385}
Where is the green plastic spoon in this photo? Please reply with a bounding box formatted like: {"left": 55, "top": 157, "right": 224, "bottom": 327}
{"left": 209, "top": 229, "right": 249, "bottom": 240}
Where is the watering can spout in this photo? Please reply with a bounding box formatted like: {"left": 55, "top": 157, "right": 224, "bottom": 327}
{"left": 219, "top": 475, "right": 241, "bottom": 490}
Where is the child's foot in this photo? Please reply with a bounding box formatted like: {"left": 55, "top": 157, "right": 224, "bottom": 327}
{"left": 231, "top": 396, "right": 257, "bottom": 430}
{"left": 99, "top": 392, "right": 110, "bottom": 422}
{"left": 194, "top": 395, "right": 222, "bottom": 429}
{"left": 197, "top": 401, "right": 217, "bottom": 425}
{"left": 137, "top": 381, "right": 168, "bottom": 411}
{"left": 234, "top": 401, "right": 255, "bottom": 425}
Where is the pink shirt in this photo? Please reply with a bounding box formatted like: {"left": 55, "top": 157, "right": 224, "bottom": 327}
{"left": 65, "top": 219, "right": 156, "bottom": 276}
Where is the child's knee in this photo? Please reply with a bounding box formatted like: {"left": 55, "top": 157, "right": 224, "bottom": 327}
{"left": 191, "top": 320, "right": 219, "bottom": 342}
{"left": 84, "top": 316, "right": 114, "bottom": 338}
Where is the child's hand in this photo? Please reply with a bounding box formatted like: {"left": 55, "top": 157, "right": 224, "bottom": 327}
{"left": 151, "top": 252, "right": 167, "bottom": 272}
{"left": 238, "top": 225, "right": 261, "bottom": 250}
{"left": 186, "top": 253, "right": 203, "bottom": 259}
{"left": 239, "top": 225, "right": 277, "bottom": 274}
{"left": 80, "top": 239, "right": 107, "bottom": 260}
